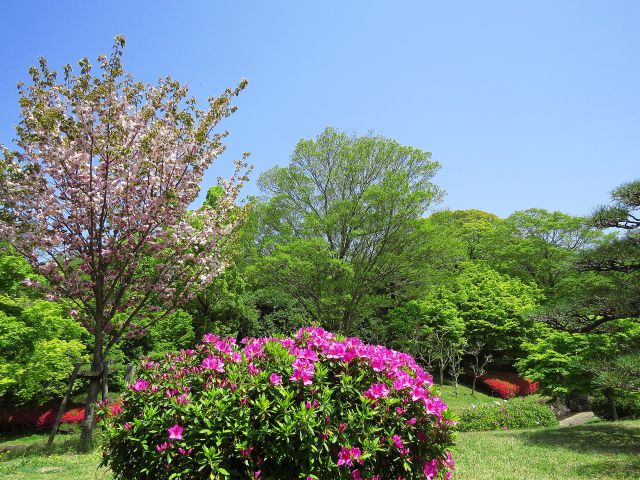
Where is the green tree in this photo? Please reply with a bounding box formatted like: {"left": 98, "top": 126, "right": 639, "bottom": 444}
{"left": 257, "top": 127, "right": 443, "bottom": 333}
{"left": 498, "top": 208, "right": 603, "bottom": 292}
{"left": 539, "top": 181, "right": 640, "bottom": 333}
{"left": 517, "top": 320, "right": 640, "bottom": 412}
{"left": 422, "top": 263, "right": 542, "bottom": 362}
{"left": 0, "top": 248, "right": 88, "bottom": 405}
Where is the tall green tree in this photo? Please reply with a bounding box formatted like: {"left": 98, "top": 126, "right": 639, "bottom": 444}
{"left": 497, "top": 209, "right": 603, "bottom": 292}
{"left": 257, "top": 127, "right": 442, "bottom": 333}
{"left": 539, "top": 181, "right": 640, "bottom": 333}
{"left": 422, "top": 263, "right": 542, "bottom": 362}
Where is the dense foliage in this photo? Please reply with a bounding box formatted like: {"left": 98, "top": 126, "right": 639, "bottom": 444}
{"left": 99, "top": 327, "right": 456, "bottom": 479}
{"left": 0, "top": 37, "right": 248, "bottom": 448}
{"left": 457, "top": 400, "right": 558, "bottom": 432}
{"left": 0, "top": 250, "right": 88, "bottom": 405}
{"left": 476, "top": 372, "right": 539, "bottom": 399}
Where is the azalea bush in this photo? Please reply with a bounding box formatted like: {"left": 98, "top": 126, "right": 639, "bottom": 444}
{"left": 457, "top": 399, "right": 557, "bottom": 432}
{"left": 99, "top": 327, "right": 455, "bottom": 479}
{"left": 476, "top": 372, "right": 540, "bottom": 399}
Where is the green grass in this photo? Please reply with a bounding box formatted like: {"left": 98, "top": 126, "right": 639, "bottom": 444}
{"left": 453, "top": 419, "right": 640, "bottom": 479}
{"left": 2, "top": 420, "right": 638, "bottom": 479}
{"left": 0, "top": 433, "right": 111, "bottom": 480}
{"left": 437, "top": 384, "right": 499, "bottom": 412}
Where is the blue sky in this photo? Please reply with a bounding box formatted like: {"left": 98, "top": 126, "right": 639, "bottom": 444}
{"left": 1, "top": 1, "right": 638, "bottom": 217}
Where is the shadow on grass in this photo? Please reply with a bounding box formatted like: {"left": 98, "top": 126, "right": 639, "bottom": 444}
{"left": 521, "top": 422, "right": 640, "bottom": 456}
{"left": 0, "top": 434, "right": 100, "bottom": 462}
{"left": 520, "top": 421, "right": 640, "bottom": 478}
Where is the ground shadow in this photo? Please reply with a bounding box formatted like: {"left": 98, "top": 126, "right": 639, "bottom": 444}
{"left": 520, "top": 421, "right": 640, "bottom": 456}
{"left": 0, "top": 435, "right": 93, "bottom": 462}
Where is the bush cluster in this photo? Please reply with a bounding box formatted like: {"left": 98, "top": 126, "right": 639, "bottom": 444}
{"left": 99, "top": 327, "right": 456, "bottom": 479}
{"left": 0, "top": 404, "right": 84, "bottom": 433}
{"left": 457, "top": 399, "right": 557, "bottom": 432}
{"left": 477, "top": 371, "right": 539, "bottom": 399}
{"left": 591, "top": 392, "right": 640, "bottom": 420}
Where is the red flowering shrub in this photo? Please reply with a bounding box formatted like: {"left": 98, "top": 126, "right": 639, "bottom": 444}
{"left": 99, "top": 327, "right": 456, "bottom": 479}
{"left": 0, "top": 405, "right": 84, "bottom": 432}
{"left": 477, "top": 371, "right": 540, "bottom": 399}
{"left": 0, "top": 403, "right": 119, "bottom": 433}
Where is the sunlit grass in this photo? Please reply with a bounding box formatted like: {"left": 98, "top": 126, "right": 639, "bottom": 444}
{"left": 453, "top": 420, "right": 640, "bottom": 479}
{"left": 0, "top": 432, "right": 111, "bottom": 480}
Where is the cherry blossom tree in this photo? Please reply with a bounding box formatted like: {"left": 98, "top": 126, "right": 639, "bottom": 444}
{"left": 0, "top": 36, "right": 249, "bottom": 449}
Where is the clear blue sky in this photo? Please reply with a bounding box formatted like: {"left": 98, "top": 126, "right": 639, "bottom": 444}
{"left": 1, "top": 1, "right": 638, "bottom": 217}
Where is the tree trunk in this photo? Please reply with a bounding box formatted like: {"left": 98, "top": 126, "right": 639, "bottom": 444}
{"left": 48, "top": 363, "right": 81, "bottom": 448}
{"left": 102, "top": 362, "right": 109, "bottom": 401}
{"left": 472, "top": 375, "right": 477, "bottom": 395}
{"left": 79, "top": 328, "right": 103, "bottom": 452}
{"left": 454, "top": 379, "right": 459, "bottom": 397}
{"left": 605, "top": 389, "right": 618, "bottom": 421}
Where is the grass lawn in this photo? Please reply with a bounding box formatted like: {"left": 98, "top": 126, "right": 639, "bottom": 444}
{"left": 437, "top": 384, "right": 500, "bottom": 412}
{"left": 2, "top": 420, "right": 638, "bottom": 479}
{"left": 453, "top": 420, "right": 640, "bottom": 479}
{"left": 0, "top": 433, "right": 111, "bottom": 480}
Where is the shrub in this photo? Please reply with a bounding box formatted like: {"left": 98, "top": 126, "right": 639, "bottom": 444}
{"left": 591, "top": 391, "right": 640, "bottom": 420}
{"left": 99, "top": 327, "right": 456, "bottom": 479}
{"left": 457, "top": 399, "right": 558, "bottom": 432}
{"left": 476, "top": 371, "right": 539, "bottom": 399}
{"left": 0, "top": 404, "right": 86, "bottom": 433}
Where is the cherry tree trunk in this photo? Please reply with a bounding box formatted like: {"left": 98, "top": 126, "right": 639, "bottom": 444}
{"left": 79, "top": 327, "right": 104, "bottom": 452}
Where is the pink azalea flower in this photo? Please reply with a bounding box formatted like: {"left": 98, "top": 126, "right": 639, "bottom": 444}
{"left": 202, "top": 333, "right": 217, "bottom": 343}
{"left": 167, "top": 424, "right": 184, "bottom": 440}
{"left": 337, "top": 446, "right": 362, "bottom": 467}
{"left": 392, "top": 434, "right": 403, "bottom": 447}
{"left": 248, "top": 363, "right": 261, "bottom": 375}
{"left": 132, "top": 379, "right": 149, "bottom": 391}
{"left": 363, "top": 382, "right": 390, "bottom": 400}
{"left": 156, "top": 442, "right": 170, "bottom": 453}
{"left": 269, "top": 373, "right": 282, "bottom": 385}
{"left": 201, "top": 355, "right": 225, "bottom": 372}
{"left": 423, "top": 459, "right": 439, "bottom": 480}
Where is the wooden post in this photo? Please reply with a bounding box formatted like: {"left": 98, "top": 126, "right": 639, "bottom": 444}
{"left": 101, "top": 361, "right": 109, "bottom": 401}
{"left": 47, "top": 363, "right": 81, "bottom": 448}
{"left": 124, "top": 364, "right": 136, "bottom": 383}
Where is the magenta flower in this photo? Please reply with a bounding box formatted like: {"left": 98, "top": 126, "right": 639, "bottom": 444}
{"left": 363, "top": 382, "right": 390, "bottom": 400}
{"left": 269, "top": 373, "right": 282, "bottom": 385}
{"left": 156, "top": 442, "right": 170, "bottom": 453}
{"left": 201, "top": 355, "right": 225, "bottom": 373}
{"left": 202, "top": 333, "right": 217, "bottom": 343}
{"left": 167, "top": 424, "right": 184, "bottom": 440}
{"left": 337, "top": 446, "right": 362, "bottom": 467}
{"left": 391, "top": 434, "right": 404, "bottom": 450}
{"left": 131, "top": 379, "right": 149, "bottom": 391}
{"left": 290, "top": 358, "right": 315, "bottom": 385}
{"left": 241, "top": 446, "right": 254, "bottom": 458}
{"left": 423, "top": 459, "right": 439, "bottom": 479}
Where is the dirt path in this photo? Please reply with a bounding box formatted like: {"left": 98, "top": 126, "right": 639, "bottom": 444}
{"left": 558, "top": 411, "right": 595, "bottom": 427}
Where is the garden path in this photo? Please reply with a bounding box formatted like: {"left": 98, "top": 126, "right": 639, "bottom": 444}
{"left": 558, "top": 411, "right": 595, "bottom": 427}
